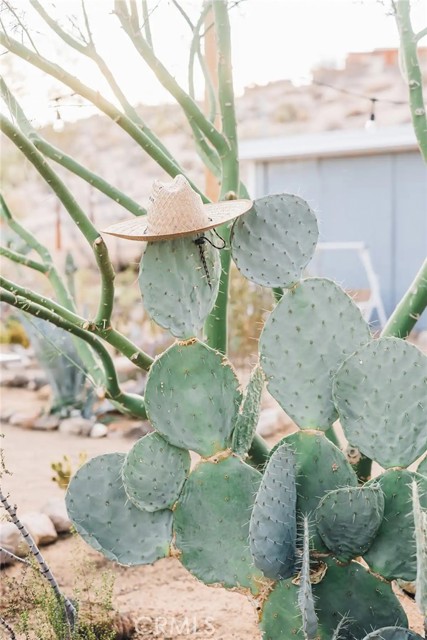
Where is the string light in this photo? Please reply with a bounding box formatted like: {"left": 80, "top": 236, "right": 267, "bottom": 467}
{"left": 311, "top": 79, "right": 407, "bottom": 129}
{"left": 52, "top": 108, "right": 64, "bottom": 132}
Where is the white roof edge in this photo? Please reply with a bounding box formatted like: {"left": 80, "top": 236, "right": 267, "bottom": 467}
{"left": 238, "top": 125, "right": 418, "bottom": 162}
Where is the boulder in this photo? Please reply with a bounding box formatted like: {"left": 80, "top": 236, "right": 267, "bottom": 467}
{"left": 34, "top": 414, "right": 60, "bottom": 431}
{"left": 9, "top": 410, "right": 41, "bottom": 429}
{"left": 0, "top": 522, "right": 28, "bottom": 565}
{"left": 59, "top": 417, "right": 94, "bottom": 436}
{"left": 41, "top": 499, "right": 72, "bottom": 533}
{"left": 20, "top": 512, "right": 58, "bottom": 546}
{"left": 90, "top": 423, "right": 108, "bottom": 438}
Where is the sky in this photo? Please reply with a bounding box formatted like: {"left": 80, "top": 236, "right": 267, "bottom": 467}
{"left": 1, "top": 0, "right": 426, "bottom": 125}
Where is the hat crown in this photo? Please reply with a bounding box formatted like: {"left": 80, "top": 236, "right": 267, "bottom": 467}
{"left": 147, "top": 175, "right": 210, "bottom": 236}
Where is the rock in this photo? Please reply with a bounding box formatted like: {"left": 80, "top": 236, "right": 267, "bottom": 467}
{"left": 59, "top": 417, "right": 94, "bottom": 436}
{"left": 34, "top": 414, "right": 60, "bottom": 431}
{"left": 256, "top": 407, "right": 284, "bottom": 437}
{"left": 20, "top": 513, "right": 58, "bottom": 546}
{"left": 41, "top": 499, "right": 72, "bottom": 533}
{"left": 0, "top": 373, "right": 29, "bottom": 388}
{"left": 90, "top": 423, "right": 108, "bottom": 438}
{"left": 9, "top": 410, "right": 41, "bottom": 429}
{"left": 36, "top": 384, "right": 51, "bottom": 400}
{"left": 108, "top": 419, "right": 152, "bottom": 440}
{"left": 0, "top": 522, "right": 28, "bottom": 565}
{"left": 0, "top": 409, "right": 14, "bottom": 423}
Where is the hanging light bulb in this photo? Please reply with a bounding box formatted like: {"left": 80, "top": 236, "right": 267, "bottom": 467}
{"left": 53, "top": 108, "right": 64, "bottom": 133}
{"left": 365, "top": 98, "right": 377, "bottom": 131}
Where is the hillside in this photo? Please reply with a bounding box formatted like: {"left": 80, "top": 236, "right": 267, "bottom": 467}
{"left": 1, "top": 47, "right": 426, "bottom": 269}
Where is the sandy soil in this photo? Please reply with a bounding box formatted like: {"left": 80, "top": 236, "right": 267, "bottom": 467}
{"left": 0, "top": 388, "right": 424, "bottom": 639}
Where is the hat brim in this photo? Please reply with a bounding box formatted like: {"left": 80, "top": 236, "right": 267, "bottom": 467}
{"left": 102, "top": 199, "right": 253, "bottom": 241}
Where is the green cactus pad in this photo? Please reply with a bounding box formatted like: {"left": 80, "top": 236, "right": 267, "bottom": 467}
{"left": 315, "top": 484, "right": 384, "bottom": 563}
{"left": 362, "top": 629, "right": 423, "bottom": 640}
{"left": 259, "top": 278, "right": 371, "bottom": 429}
{"left": 260, "top": 559, "right": 406, "bottom": 640}
{"left": 144, "top": 340, "right": 242, "bottom": 456}
{"left": 66, "top": 453, "right": 172, "bottom": 565}
{"left": 333, "top": 337, "right": 427, "bottom": 469}
{"left": 277, "top": 431, "right": 358, "bottom": 551}
{"left": 230, "top": 193, "right": 318, "bottom": 288}
{"left": 174, "top": 455, "right": 263, "bottom": 593}
{"left": 139, "top": 233, "right": 220, "bottom": 339}
{"left": 259, "top": 579, "right": 327, "bottom": 640}
{"left": 231, "top": 364, "right": 264, "bottom": 457}
{"left": 249, "top": 443, "right": 296, "bottom": 580}
{"left": 412, "top": 480, "right": 427, "bottom": 617}
{"left": 364, "top": 470, "right": 427, "bottom": 581}
{"left": 122, "top": 432, "right": 190, "bottom": 512}
{"left": 314, "top": 558, "right": 408, "bottom": 637}
{"left": 417, "top": 455, "right": 427, "bottom": 477}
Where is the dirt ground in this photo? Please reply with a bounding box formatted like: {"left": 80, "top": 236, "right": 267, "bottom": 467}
{"left": 0, "top": 388, "right": 424, "bottom": 639}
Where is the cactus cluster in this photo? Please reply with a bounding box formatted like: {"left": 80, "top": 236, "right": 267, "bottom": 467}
{"left": 66, "top": 193, "right": 427, "bottom": 639}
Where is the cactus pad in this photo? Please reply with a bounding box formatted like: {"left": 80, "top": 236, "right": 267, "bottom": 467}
{"left": 260, "top": 278, "right": 371, "bottom": 428}
{"left": 139, "top": 234, "right": 220, "bottom": 339}
{"left": 122, "top": 432, "right": 190, "bottom": 511}
{"left": 145, "top": 340, "right": 242, "bottom": 456}
{"left": 259, "top": 579, "right": 327, "bottom": 640}
{"left": 362, "top": 630, "right": 423, "bottom": 640}
{"left": 315, "top": 484, "right": 384, "bottom": 563}
{"left": 66, "top": 453, "right": 172, "bottom": 565}
{"left": 249, "top": 443, "right": 296, "bottom": 580}
{"left": 364, "top": 470, "right": 427, "bottom": 581}
{"left": 231, "top": 364, "right": 264, "bottom": 457}
{"left": 314, "top": 558, "right": 408, "bottom": 637}
{"left": 279, "top": 431, "right": 358, "bottom": 551}
{"left": 230, "top": 193, "right": 318, "bottom": 288}
{"left": 174, "top": 455, "right": 263, "bottom": 592}
{"left": 412, "top": 480, "right": 427, "bottom": 617}
{"left": 333, "top": 337, "right": 427, "bottom": 469}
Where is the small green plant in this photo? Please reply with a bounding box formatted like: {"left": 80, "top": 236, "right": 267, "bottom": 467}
{"left": 51, "top": 453, "right": 88, "bottom": 490}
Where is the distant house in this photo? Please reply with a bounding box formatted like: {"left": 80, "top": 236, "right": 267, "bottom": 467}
{"left": 240, "top": 124, "right": 427, "bottom": 330}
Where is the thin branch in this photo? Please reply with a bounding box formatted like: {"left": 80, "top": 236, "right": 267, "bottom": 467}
{"left": 381, "top": 257, "right": 427, "bottom": 338}
{"left": 1, "top": 77, "right": 145, "bottom": 216}
{"left": 0, "top": 276, "right": 153, "bottom": 371}
{"left": 140, "top": 0, "right": 153, "bottom": 48}
{"left": 80, "top": 0, "right": 94, "bottom": 45}
{"left": 29, "top": 0, "right": 176, "bottom": 166}
{"left": 0, "top": 246, "right": 48, "bottom": 274}
{"left": 114, "top": 0, "right": 230, "bottom": 157}
{"left": 0, "top": 489, "right": 76, "bottom": 634}
{"left": 3, "top": 0, "right": 40, "bottom": 54}
{"left": 29, "top": 0, "right": 88, "bottom": 54}
{"left": 0, "top": 288, "right": 148, "bottom": 417}
{"left": 0, "top": 31, "right": 208, "bottom": 200}
{"left": 0, "top": 615, "right": 17, "bottom": 640}
{"left": 393, "top": 0, "right": 427, "bottom": 163}
{"left": 415, "top": 26, "right": 427, "bottom": 42}
{"left": 0, "top": 114, "right": 116, "bottom": 329}
{"left": 0, "top": 194, "right": 103, "bottom": 381}
{"left": 0, "top": 546, "right": 31, "bottom": 566}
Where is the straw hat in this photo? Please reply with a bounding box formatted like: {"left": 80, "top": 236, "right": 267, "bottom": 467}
{"left": 102, "top": 175, "right": 252, "bottom": 241}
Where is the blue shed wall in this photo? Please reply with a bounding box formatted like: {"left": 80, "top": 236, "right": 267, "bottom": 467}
{"left": 257, "top": 151, "right": 427, "bottom": 329}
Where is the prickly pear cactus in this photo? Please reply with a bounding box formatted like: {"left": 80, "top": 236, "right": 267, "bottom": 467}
{"left": 66, "top": 190, "right": 427, "bottom": 639}
{"left": 139, "top": 233, "right": 220, "bottom": 338}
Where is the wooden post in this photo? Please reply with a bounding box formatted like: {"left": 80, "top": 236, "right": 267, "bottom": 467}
{"left": 204, "top": 6, "right": 220, "bottom": 202}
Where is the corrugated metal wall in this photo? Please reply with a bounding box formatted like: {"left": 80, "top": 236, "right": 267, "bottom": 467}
{"left": 255, "top": 151, "right": 427, "bottom": 329}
